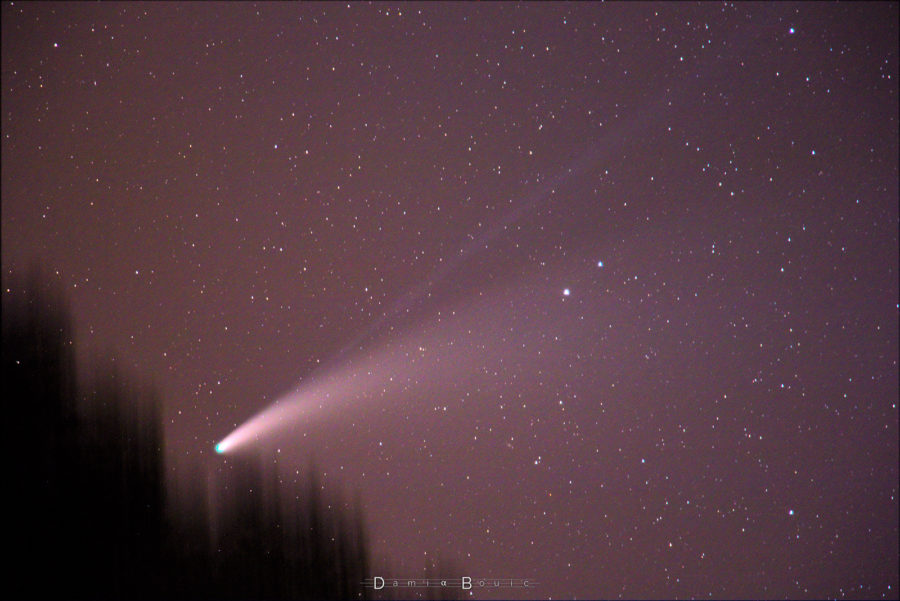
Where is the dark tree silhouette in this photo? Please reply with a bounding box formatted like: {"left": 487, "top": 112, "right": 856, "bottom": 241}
{"left": 3, "top": 269, "right": 165, "bottom": 599}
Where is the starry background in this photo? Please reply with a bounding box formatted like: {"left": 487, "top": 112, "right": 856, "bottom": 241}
{"left": 2, "top": 2, "right": 898, "bottom": 599}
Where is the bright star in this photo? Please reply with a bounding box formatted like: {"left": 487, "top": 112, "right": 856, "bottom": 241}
{"left": 563, "top": 288, "right": 570, "bottom": 296}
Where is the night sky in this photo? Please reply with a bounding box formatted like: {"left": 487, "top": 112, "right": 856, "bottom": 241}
{"left": 2, "top": 2, "right": 898, "bottom": 599}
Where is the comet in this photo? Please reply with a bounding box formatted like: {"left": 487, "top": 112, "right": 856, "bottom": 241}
{"left": 213, "top": 135, "right": 638, "bottom": 455}
{"left": 211, "top": 268, "right": 631, "bottom": 456}
{"left": 213, "top": 16, "right": 775, "bottom": 456}
{"left": 213, "top": 280, "right": 531, "bottom": 454}
{"left": 213, "top": 378, "right": 331, "bottom": 454}
{"left": 213, "top": 320, "right": 451, "bottom": 454}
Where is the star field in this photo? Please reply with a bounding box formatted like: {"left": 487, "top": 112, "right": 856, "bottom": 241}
{"left": 2, "top": 2, "right": 898, "bottom": 599}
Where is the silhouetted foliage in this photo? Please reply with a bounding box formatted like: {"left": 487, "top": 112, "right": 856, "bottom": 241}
{"left": 3, "top": 269, "right": 427, "bottom": 599}
{"left": 4, "top": 269, "right": 164, "bottom": 599}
